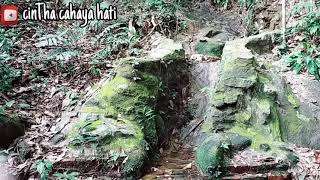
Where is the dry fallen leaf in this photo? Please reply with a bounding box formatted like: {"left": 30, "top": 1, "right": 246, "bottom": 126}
{"left": 314, "top": 150, "right": 320, "bottom": 164}
{"left": 182, "top": 163, "right": 192, "bottom": 170}
{"left": 44, "top": 111, "right": 55, "bottom": 118}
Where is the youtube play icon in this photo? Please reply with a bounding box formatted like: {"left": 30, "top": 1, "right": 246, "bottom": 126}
{"left": 1, "top": 6, "right": 18, "bottom": 26}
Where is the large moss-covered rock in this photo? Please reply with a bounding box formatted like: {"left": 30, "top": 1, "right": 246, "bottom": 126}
{"left": 196, "top": 32, "right": 310, "bottom": 177}
{"left": 196, "top": 133, "right": 251, "bottom": 177}
{"left": 0, "top": 115, "right": 24, "bottom": 148}
{"left": 63, "top": 35, "right": 186, "bottom": 178}
{"left": 196, "top": 134, "right": 225, "bottom": 177}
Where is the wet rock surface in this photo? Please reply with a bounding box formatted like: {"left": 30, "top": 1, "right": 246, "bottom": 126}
{"left": 271, "top": 62, "right": 320, "bottom": 149}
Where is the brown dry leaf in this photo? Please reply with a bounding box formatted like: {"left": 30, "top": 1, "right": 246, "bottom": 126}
{"left": 314, "top": 150, "right": 320, "bottom": 164}
{"left": 182, "top": 163, "right": 192, "bottom": 170}
{"left": 44, "top": 111, "right": 55, "bottom": 118}
{"left": 16, "top": 87, "right": 33, "bottom": 94}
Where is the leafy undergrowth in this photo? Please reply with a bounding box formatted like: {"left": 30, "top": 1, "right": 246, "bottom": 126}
{"left": 0, "top": 0, "right": 186, "bottom": 124}
{"left": 0, "top": 0, "right": 187, "bottom": 179}
{"left": 286, "top": 3, "right": 320, "bottom": 79}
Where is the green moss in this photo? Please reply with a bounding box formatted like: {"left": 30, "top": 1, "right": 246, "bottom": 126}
{"left": 212, "top": 92, "right": 225, "bottom": 107}
{"left": 235, "top": 111, "right": 252, "bottom": 125}
{"left": 256, "top": 98, "right": 271, "bottom": 115}
{"left": 81, "top": 106, "right": 116, "bottom": 116}
{"left": 212, "top": 88, "right": 243, "bottom": 107}
{"left": 195, "top": 41, "right": 224, "bottom": 57}
{"left": 108, "top": 137, "right": 142, "bottom": 152}
{"left": 269, "top": 105, "right": 282, "bottom": 141}
{"left": 228, "top": 126, "right": 281, "bottom": 150}
{"left": 287, "top": 92, "right": 300, "bottom": 108}
{"left": 97, "top": 74, "right": 159, "bottom": 116}
{"left": 67, "top": 119, "right": 89, "bottom": 140}
{"left": 196, "top": 135, "right": 225, "bottom": 177}
{"left": 224, "top": 88, "right": 243, "bottom": 104}
{"left": 116, "top": 63, "right": 136, "bottom": 79}
{"left": 101, "top": 76, "right": 130, "bottom": 99}
{"left": 250, "top": 73, "right": 283, "bottom": 142}
{"left": 86, "top": 120, "right": 104, "bottom": 131}
{"left": 68, "top": 117, "right": 144, "bottom": 151}
{"left": 123, "top": 147, "right": 146, "bottom": 178}
{"left": 69, "top": 60, "right": 164, "bottom": 152}
{"left": 76, "top": 71, "right": 162, "bottom": 150}
{"left": 108, "top": 118, "right": 145, "bottom": 151}
{"left": 258, "top": 74, "right": 271, "bottom": 84}
{"left": 223, "top": 57, "right": 254, "bottom": 72}
{"left": 201, "top": 120, "right": 214, "bottom": 133}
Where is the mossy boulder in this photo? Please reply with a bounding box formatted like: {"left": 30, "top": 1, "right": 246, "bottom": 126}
{"left": 196, "top": 32, "right": 307, "bottom": 177}
{"left": 227, "top": 133, "right": 252, "bottom": 151}
{"left": 0, "top": 115, "right": 24, "bottom": 148}
{"left": 196, "top": 134, "right": 226, "bottom": 177}
{"left": 196, "top": 133, "right": 251, "bottom": 177}
{"left": 194, "top": 28, "right": 234, "bottom": 57}
{"left": 64, "top": 35, "right": 186, "bottom": 178}
{"left": 195, "top": 41, "right": 225, "bottom": 57}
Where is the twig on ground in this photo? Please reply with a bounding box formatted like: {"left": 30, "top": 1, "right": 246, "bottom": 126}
{"left": 0, "top": 92, "right": 10, "bottom": 102}
{"left": 182, "top": 119, "right": 204, "bottom": 140}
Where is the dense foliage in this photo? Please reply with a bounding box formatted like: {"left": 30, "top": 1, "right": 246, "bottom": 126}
{"left": 0, "top": 28, "right": 21, "bottom": 92}
{"left": 212, "top": 0, "right": 259, "bottom": 9}
{"left": 287, "top": 4, "right": 320, "bottom": 79}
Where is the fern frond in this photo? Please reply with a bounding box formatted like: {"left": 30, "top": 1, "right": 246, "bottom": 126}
{"left": 48, "top": 48, "right": 79, "bottom": 62}
{"left": 35, "top": 34, "right": 67, "bottom": 48}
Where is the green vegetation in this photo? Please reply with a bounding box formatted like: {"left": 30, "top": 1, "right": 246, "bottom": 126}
{"left": 212, "top": 0, "right": 259, "bottom": 9}
{"left": 54, "top": 171, "right": 80, "bottom": 180}
{"left": 121, "top": 0, "right": 186, "bottom": 36}
{"left": 0, "top": 28, "right": 21, "bottom": 93}
{"left": 195, "top": 41, "right": 225, "bottom": 57}
{"left": 66, "top": 34, "right": 186, "bottom": 176}
{"left": 32, "top": 160, "right": 53, "bottom": 180}
{"left": 196, "top": 135, "right": 225, "bottom": 177}
{"left": 239, "top": 0, "right": 259, "bottom": 8}
{"left": 286, "top": 3, "right": 320, "bottom": 79}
